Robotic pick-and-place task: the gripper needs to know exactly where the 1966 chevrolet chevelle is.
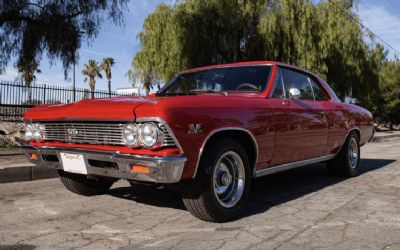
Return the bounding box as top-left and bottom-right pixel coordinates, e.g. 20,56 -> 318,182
22,61 -> 374,222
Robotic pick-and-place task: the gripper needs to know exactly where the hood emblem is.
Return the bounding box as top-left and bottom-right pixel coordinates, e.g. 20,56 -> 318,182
67,128 -> 79,136
188,124 -> 203,135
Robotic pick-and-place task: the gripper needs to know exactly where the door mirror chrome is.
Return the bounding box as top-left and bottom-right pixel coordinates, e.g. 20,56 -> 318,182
289,88 -> 301,100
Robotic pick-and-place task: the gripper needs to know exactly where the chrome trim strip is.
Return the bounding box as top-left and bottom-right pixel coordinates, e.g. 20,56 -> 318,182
178,64 -> 274,75
22,145 -> 174,160
254,154 -> 336,178
192,127 -> 259,178
135,117 -> 184,154
26,118 -> 135,122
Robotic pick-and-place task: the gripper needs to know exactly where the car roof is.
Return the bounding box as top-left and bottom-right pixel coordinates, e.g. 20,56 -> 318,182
179,61 -> 277,74
178,61 -> 316,76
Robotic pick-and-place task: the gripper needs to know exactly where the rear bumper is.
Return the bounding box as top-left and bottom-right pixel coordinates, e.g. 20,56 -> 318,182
21,145 -> 187,183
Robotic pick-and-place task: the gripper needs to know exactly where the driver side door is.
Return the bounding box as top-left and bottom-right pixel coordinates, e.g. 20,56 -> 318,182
269,67 -> 328,166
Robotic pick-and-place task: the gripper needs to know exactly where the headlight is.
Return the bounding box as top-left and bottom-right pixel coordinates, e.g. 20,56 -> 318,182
24,123 -> 34,141
32,123 -> 45,142
139,122 -> 160,148
123,123 -> 139,147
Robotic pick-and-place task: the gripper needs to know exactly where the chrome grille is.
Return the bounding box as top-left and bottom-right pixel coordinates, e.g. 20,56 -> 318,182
42,122 -> 176,147
43,122 -> 125,145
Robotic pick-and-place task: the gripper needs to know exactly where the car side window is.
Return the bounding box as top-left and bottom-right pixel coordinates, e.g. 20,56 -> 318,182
308,78 -> 330,101
271,70 -> 286,98
280,68 -> 314,100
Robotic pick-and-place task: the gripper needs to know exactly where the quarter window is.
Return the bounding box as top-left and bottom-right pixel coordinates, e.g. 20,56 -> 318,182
271,70 -> 285,98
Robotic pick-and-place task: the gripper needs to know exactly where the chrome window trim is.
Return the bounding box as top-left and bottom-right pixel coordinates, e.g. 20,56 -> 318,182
178,63 -> 274,75
192,127 -> 259,179
254,154 -> 336,178
270,68 -> 286,99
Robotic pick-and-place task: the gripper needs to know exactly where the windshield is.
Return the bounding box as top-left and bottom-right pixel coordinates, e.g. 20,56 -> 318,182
158,65 -> 272,95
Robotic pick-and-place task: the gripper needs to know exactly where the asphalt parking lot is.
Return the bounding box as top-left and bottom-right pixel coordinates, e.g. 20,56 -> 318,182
0,136 -> 399,250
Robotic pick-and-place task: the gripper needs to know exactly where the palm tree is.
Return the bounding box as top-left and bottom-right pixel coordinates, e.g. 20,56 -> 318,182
17,60 -> 41,104
82,60 -> 102,98
100,57 -> 115,97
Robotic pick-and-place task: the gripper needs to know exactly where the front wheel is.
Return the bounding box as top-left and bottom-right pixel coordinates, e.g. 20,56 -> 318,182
327,132 -> 360,177
58,170 -> 114,196
181,139 -> 251,222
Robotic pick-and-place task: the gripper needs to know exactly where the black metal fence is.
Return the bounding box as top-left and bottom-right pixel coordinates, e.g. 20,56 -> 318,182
0,81 -> 134,122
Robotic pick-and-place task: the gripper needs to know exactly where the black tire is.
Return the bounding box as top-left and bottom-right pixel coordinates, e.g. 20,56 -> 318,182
327,132 -> 360,177
181,139 -> 251,222
58,170 -> 114,196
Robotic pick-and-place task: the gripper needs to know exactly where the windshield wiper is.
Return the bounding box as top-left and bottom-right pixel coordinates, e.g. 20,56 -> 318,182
189,89 -> 228,96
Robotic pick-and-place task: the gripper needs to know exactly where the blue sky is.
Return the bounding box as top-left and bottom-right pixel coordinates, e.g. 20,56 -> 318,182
1,0 -> 400,90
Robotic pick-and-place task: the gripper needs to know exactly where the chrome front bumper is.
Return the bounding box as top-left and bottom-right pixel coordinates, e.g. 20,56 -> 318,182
22,145 -> 187,183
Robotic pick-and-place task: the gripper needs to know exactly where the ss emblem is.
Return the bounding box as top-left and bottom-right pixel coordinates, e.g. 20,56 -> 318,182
188,123 -> 203,135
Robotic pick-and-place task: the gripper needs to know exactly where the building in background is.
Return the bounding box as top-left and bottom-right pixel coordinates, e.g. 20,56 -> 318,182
116,87 -> 139,96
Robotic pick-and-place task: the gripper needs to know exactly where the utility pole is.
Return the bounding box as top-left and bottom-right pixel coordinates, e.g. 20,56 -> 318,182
72,51 -> 77,102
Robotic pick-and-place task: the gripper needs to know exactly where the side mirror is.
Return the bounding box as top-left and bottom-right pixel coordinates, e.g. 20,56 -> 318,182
289,88 -> 301,100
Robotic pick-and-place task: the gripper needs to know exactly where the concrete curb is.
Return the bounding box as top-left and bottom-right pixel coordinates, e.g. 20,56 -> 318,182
0,165 -> 58,184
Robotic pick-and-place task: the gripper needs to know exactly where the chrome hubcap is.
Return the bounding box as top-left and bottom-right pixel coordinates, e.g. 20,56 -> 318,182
213,151 -> 245,208
348,137 -> 359,168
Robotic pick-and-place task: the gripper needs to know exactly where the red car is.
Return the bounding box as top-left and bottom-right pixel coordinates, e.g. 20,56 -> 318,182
22,61 -> 374,222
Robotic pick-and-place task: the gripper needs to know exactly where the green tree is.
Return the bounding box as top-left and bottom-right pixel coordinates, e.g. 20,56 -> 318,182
129,0 -> 267,85
131,0 -> 380,99
100,57 -> 115,97
0,0 -> 129,76
82,60 -> 102,98
132,0 -> 396,125
377,60 -> 400,127
126,67 -> 154,95
17,59 -> 41,104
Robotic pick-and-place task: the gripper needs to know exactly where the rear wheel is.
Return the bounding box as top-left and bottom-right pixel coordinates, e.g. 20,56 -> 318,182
327,132 -> 360,177
181,139 -> 251,222
58,170 -> 114,196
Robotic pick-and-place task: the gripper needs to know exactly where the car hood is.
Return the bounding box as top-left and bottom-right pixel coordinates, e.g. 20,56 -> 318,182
24,93 -> 263,121
24,96 -> 156,121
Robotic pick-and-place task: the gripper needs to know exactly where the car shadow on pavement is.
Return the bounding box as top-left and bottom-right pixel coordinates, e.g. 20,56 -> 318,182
107,158 -> 396,216
241,158 -> 396,219
107,185 -> 186,210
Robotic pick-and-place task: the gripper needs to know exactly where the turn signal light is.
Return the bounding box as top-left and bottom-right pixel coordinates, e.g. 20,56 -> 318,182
130,164 -> 150,174
29,153 -> 38,160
